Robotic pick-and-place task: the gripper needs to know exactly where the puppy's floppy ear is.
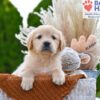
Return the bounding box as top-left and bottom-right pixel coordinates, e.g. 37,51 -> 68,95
27,32 -> 34,50
59,31 -> 66,50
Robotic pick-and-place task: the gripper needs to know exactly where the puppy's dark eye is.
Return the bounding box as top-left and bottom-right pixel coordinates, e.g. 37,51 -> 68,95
37,35 -> 42,39
52,35 -> 56,40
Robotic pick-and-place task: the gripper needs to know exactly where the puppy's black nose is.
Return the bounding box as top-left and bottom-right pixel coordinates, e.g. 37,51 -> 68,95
44,42 -> 50,47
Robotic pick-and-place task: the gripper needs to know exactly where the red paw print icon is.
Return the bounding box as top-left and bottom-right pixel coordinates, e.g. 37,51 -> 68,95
83,0 -> 93,11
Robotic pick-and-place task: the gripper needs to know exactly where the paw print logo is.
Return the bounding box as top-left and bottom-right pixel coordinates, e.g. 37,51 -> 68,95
83,0 -> 93,11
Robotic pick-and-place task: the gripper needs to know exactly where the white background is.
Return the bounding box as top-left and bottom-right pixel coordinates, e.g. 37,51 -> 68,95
10,0 -> 41,27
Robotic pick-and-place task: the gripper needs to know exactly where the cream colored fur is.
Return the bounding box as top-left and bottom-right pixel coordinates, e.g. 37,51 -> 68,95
13,25 -> 66,91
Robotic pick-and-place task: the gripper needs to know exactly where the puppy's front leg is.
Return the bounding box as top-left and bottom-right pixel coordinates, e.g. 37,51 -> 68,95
52,69 -> 65,85
20,70 -> 34,91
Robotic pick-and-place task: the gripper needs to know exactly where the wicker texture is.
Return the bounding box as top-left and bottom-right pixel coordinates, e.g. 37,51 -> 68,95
0,74 -> 85,100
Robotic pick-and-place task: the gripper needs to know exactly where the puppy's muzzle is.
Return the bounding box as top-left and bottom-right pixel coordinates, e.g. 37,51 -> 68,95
42,41 -> 52,52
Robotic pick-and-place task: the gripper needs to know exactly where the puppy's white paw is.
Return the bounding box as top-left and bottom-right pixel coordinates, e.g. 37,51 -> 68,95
21,77 -> 34,91
53,71 -> 65,85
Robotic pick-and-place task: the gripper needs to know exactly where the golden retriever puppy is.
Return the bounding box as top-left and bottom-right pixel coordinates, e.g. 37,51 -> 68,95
13,25 -> 66,91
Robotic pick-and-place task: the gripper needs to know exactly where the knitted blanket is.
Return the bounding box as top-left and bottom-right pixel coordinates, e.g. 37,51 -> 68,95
0,74 -> 85,100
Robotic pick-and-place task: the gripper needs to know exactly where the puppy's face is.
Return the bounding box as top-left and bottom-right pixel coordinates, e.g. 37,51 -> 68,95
27,25 -> 65,55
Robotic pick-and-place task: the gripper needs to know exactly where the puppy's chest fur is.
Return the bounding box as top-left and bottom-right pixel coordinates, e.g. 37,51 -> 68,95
25,53 -> 60,74
35,57 -> 52,73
